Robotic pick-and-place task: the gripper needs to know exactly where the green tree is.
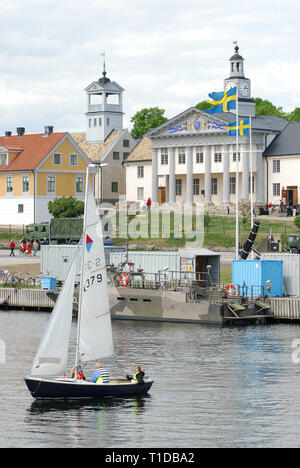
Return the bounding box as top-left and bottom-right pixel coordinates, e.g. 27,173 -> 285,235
294,215 -> 300,230
48,197 -> 84,218
254,98 -> 287,119
130,107 -> 168,139
195,100 -> 214,111
288,107 -> 300,122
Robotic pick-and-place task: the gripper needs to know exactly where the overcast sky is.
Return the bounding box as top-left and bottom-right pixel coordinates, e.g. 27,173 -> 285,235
0,0 -> 299,135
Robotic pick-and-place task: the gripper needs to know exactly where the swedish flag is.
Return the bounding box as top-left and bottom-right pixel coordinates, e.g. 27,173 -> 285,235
228,118 -> 250,136
205,87 -> 237,114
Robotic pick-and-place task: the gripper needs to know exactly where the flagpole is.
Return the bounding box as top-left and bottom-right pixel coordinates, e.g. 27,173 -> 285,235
250,115 -> 254,259
235,92 -> 239,260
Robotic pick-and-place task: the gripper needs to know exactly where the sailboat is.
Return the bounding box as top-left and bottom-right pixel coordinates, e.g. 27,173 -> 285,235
25,165 -> 153,400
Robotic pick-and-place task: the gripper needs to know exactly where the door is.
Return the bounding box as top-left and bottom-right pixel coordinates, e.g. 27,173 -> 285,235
196,256 -> 203,286
158,187 -> 166,204
287,186 -> 298,205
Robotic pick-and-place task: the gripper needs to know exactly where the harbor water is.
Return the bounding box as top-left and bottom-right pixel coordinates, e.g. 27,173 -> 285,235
1,310 -> 300,448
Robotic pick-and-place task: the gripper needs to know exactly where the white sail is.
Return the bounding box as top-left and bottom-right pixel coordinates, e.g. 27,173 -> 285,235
30,250 -> 78,377
78,182 -> 114,362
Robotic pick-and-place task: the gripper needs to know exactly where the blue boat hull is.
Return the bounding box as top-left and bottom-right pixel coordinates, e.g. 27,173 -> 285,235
25,377 -> 154,400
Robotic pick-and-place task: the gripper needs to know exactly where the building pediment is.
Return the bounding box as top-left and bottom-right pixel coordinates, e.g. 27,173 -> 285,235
85,81 -> 124,94
148,108 -> 229,138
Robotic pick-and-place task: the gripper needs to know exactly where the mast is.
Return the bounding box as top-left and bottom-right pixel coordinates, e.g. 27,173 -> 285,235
74,165 -> 91,372
249,116 -> 254,259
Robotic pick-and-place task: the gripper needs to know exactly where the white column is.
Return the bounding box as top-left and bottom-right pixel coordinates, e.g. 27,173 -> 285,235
256,144 -> 264,203
204,145 -> 212,204
222,144 -> 230,204
186,146 -> 193,204
169,147 -> 176,204
152,148 -> 158,204
242,144 -> 249,200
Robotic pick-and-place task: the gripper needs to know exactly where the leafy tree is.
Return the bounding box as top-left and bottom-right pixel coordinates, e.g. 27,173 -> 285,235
48,197 -> 84,218
195,100 -> 214,111
130,107 -> 168,139
288,107 -> 300,122
294,215 -> 300,230
254,98 -> 287,119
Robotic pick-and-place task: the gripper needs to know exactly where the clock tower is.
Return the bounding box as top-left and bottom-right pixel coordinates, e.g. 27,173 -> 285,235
224,44 -> 256,117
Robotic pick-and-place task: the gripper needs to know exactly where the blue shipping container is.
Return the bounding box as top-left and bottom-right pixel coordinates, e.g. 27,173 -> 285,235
232,260 -> 283,298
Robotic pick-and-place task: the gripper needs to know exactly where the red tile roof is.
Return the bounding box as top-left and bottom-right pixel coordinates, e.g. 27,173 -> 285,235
0,132 -> 67,172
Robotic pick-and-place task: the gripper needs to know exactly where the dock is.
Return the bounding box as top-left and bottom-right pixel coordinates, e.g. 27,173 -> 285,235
270,297 -> 300,321
0,288 -> 53,310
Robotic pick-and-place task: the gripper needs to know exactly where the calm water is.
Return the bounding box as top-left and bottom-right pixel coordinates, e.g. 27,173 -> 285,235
1,310 -> 300,448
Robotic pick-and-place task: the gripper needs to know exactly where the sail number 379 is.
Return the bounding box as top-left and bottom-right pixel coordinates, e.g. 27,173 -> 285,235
83,274 -> 102,292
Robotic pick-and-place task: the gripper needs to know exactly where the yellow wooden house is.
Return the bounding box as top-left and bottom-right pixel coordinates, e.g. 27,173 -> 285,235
0,127 -> 92,225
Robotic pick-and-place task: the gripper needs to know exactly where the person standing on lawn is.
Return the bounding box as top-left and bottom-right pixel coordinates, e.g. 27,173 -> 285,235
9,240 -> 15,257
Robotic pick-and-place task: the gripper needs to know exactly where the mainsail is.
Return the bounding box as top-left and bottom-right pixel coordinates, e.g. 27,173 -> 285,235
77,181 -> 114,363
30,249 -> 78,377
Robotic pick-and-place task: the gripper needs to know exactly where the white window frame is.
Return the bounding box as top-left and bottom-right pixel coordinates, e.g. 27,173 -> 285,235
196,148 -> 204,164
137,166 -> 144,179
47,175 -> 56,194
70,154 -> 78,166
75,175 -> 84,194
193,178 -> 200,196
53,153 -> 61,165
137,187 -> 144,200
178,148 -> 186,165
230,177 -> 236,195
176,179 -> 182,196
211,178 -> 218,195
214,153 -> 222,163
22,175 -> 29,193
161,148 -> 168,165
0,152 -> 8,165
273,183 -> 280,197
6,175 -> 13,194
273,159 -> 280,173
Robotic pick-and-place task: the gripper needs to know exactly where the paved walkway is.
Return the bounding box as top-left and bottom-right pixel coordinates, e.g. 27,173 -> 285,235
0,249 -> 40,267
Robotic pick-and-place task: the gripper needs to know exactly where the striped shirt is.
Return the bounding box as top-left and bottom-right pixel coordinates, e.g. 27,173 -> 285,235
91,367 -> 110,384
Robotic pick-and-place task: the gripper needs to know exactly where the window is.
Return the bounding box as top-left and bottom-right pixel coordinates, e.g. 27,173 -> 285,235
249,176 -> 255,194
89,119 -> 92,128
123,139 -> 130,148
233,152 -> 241,162
6,176 -> 13,193
176,179 -> 182,196
137,166 -> 144,178
111,182 -> 118,193
273,160 -> 280,173
193,179 -> 200,196
70,154 -> 78,166
48,176 -> 56,193
123,152 -> 129,160
214,153 -> 222,163
161,148 -> 168,165
99,118 -> 102,127
22,175 -> 29,192
18,204 -> 24,214
76,176 -> 84,193
113,152 -> 120,160
53,153 -> 61,165
230,177 -> 236,195
196,148 -> 204,164
94,118 -> 97,127
178,148 -> 186,164
273,183 -> 280,197
107,118 -> 110,126
137,187 -> 144,200
211,178 -> 218,195
0,153 -> 8,165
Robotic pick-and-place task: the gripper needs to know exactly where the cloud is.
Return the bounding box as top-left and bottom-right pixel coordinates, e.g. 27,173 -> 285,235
0,0 -> 299,135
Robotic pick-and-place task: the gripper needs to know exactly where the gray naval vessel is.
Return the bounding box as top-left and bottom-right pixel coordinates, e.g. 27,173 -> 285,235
47,222 -> 273,326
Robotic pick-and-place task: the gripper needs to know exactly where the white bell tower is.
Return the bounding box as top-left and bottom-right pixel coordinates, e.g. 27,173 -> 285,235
85,56 -> 124,143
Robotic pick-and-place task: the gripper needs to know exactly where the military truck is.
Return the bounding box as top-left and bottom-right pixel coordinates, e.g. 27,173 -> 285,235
286,234 -> 300,254
26,218 -> 83,245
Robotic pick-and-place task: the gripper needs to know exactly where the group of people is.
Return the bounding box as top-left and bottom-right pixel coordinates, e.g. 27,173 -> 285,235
19,237 -> 40,256
71,362 -> 145,385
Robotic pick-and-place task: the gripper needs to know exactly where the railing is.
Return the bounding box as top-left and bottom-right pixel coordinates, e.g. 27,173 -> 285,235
89,104 -> 121,113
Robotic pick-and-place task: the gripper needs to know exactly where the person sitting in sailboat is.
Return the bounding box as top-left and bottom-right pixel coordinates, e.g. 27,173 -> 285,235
71,365 -> 86,380
124,365 -> 145,384
90,363 -> 110,384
